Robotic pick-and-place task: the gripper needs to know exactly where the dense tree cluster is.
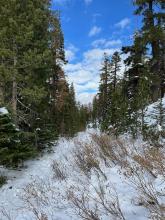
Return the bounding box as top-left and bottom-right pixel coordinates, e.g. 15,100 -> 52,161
0,0 -> 88,167
92,0 -> 165,138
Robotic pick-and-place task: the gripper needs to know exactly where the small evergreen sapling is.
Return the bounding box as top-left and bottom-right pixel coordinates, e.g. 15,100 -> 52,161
0,108 -> 36,167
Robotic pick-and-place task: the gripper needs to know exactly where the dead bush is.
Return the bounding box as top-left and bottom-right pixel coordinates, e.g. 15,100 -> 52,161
67,187 -> 100,220
91,133 -> 128,168
0,207 -> 13,220
91,180 -> 126,220
52,160 -> 66,180
133,146 -> 165,179
127,163 -> 165,220
67,178 -> 126,220
19,178 -> 62,220
74,140 -> 100,176
145,147 -> 165,178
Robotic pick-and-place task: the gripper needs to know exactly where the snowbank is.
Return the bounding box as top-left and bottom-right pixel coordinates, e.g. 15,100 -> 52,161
144,96 -> 165,127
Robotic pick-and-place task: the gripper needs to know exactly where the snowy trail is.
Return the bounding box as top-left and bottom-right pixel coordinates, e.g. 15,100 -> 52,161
0,131 -> 93,220
0,129 -> 156,220
0,134 -> 75,219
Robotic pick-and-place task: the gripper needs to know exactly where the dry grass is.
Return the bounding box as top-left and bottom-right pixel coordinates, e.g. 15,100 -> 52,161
67,178 -> 126,220
18,177 -> 63,220
133,147 -> 165,179
0,207 -> 13,220
91,133 -> 129,169
67,187 -> 100,220
52,160 -> 67,180
90,133 -> 165,220
73,140 -> 100,177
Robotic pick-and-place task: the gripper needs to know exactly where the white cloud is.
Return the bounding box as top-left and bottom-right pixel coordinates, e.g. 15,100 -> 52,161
84,0 -> 93,5
92,39 -> 122,48
65,44 -> 78,62
65,50 -> 75,62
83,48 -> 117,62
88,26 -> 102,37
115,18 -> 130,29
77,92 -> 96,105
65,47 -> 120,104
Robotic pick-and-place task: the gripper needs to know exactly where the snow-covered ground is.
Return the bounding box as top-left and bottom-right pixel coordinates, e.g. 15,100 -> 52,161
0,98 -> 164,220
0,131 -> 140,219
145,96 -> 165,127
0,129 -> 164,220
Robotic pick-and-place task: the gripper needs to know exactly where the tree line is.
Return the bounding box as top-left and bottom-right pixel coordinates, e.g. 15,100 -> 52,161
0,0 -> 89,167
92,0 -> 165,140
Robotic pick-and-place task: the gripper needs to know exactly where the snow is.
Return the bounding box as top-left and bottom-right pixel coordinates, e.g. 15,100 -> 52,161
36,128 -> 41,131
144,96 -> 165,127
0,129 -> 159,220
0,107 -> 8,115
0,98 -> 164,219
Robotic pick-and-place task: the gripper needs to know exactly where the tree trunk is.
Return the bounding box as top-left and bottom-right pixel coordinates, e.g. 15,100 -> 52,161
160,34 -> 165,98
12,56 -> 17,124
148,1 -> 160,60
0,81 -> 4,106
114,62 -> 117,91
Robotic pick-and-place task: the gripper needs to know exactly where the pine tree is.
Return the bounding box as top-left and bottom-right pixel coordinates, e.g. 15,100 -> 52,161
110,51 -> 121,91
133,0 -> 165,99
68,83 -> 79,135
0,0 -> 90,167
78,104 -> 89,130
106,52 -> 122,132
122,32 -> 147,100
98,53 -> 111,129
92,95 -> 99,127
0,108 -> 36,167
0,0 -> 51,125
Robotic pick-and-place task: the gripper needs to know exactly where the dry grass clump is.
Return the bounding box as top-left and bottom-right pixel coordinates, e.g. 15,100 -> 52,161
67,178 -> 126,220
130,169 -> 165,220
73,140 -> 100,176
19,178 -> 62,220
122,143 -> 165,220
67,187 -> 100,220
52,160 -> 67,180
69,135 -> 127,220
91,133 -> 129,169
132,146 -> 165,179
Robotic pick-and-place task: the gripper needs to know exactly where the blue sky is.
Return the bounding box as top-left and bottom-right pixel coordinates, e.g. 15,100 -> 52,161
52,0 -> 140,104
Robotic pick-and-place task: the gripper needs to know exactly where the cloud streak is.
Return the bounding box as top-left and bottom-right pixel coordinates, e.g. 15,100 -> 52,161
92,39 -> 122,48
115,18 -> 130,29
88,26 -> 102,37
84,0 -> 93,5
